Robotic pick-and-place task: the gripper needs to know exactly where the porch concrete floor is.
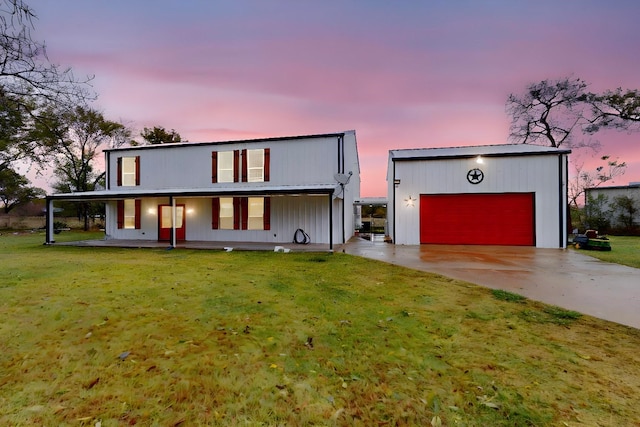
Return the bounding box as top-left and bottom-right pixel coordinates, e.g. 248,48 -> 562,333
53,238 -> 340,252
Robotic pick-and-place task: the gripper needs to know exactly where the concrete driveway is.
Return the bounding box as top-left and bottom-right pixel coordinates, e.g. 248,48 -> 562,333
344,238 -> 640,330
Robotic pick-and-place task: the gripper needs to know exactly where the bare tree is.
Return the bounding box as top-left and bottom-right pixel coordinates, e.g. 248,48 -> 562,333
584,88 -> 640,133
1,0 -> 93,174
568,156 -> 626,208
1,0 -> 92,104
506,77 -> 590,149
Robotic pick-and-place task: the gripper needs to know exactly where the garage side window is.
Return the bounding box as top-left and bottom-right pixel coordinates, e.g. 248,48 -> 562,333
117,156 -> 140,186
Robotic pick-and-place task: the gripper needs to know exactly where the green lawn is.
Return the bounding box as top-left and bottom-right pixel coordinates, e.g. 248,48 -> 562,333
1,232 -> 640,426
573,235 -> 640,268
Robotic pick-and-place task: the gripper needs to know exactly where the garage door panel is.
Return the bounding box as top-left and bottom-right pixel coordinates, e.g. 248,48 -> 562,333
420,193 -> 534,245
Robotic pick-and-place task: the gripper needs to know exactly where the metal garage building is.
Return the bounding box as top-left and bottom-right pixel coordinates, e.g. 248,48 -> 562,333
387,144 -> 570,248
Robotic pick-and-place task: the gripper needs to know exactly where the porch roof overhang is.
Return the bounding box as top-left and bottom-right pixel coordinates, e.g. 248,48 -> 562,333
47,184 -> 337,202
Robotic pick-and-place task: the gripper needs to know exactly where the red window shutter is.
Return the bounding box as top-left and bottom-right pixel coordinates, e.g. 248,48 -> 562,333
241,197 -> 248,230
211,198 -> 220,229
264,148 -> 270,182
233,197 -> 241,230
233,150 -> 240,182
135,156 -> 140,186
241,149 -> 248,182
263,197 -> 271,230
211,151 -> 218,183
117,157 -> 122,186
117,200 -> 124,228
134,199 -> 141,229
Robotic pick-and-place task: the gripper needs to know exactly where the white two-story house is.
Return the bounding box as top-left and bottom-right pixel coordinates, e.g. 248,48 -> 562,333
45,131 -> 360,250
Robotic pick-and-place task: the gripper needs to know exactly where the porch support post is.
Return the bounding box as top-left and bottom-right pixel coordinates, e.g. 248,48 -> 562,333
45,197 -> 55,244
328,193 -> 333,252
170,196 -> 176,248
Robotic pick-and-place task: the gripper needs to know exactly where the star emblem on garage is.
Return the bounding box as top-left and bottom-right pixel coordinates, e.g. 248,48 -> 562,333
467,168 -> 484,184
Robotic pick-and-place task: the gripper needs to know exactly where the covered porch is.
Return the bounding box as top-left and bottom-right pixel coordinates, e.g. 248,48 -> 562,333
45,184 -> 343,251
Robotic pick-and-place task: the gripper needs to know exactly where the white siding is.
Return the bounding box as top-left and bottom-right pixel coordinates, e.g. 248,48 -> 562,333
108,135 -> 348,192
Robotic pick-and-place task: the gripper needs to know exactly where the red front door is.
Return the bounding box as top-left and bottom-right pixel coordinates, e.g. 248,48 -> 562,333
158,204 -> 186,241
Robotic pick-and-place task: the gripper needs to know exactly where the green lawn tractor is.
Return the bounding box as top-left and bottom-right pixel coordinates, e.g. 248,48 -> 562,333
573,230 -> 612,251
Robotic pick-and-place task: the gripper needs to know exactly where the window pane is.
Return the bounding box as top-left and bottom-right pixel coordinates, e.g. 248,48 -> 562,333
124,199 -> 136,229
175,207 -> 184,228
161,206 -> 172,228
247,149 -> 264,182
248,197 -> 263,230
218,151 -> 234,183
219,197 -> 233,230
122,157 -> 137,186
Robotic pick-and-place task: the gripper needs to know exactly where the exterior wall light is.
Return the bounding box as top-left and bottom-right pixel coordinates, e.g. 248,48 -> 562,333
186,208 -> 195,215
405,195 -> 416,207
147,208 -> 157,215
476,155 -> 484,164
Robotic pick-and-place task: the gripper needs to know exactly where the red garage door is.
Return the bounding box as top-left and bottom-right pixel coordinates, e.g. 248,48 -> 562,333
420,193 -> 535,245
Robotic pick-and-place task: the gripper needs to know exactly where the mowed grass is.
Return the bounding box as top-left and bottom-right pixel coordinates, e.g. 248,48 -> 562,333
573,235 -> 640,269
1,233 -> 640,426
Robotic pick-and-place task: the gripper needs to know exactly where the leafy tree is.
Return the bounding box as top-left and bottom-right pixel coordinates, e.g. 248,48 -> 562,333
583,193 -> 610,232
36,105 -> 130,229
610,195 -> 638,231
140,126 -> 182,144
0,166 -> 44,213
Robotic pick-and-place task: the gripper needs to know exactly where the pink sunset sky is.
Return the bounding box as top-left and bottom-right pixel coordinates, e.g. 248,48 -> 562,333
28,0 -> 640,196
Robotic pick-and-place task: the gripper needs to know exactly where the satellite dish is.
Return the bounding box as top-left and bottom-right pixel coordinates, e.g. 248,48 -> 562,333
334,173 -> 350,184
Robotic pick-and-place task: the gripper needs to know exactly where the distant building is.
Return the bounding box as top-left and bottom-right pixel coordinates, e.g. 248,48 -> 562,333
585,183 -> 640,229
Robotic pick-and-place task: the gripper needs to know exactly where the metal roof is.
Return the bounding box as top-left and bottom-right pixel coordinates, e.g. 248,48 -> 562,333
48,184 -> 337,201
390,144 -> 571,161
104,131 -> 354,153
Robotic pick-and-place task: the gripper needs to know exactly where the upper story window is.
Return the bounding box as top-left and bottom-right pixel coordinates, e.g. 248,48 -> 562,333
213,148 -> 270,184
212,150 -> 239,183
242,148 -> 270,182
247,149 -> 264,182
117,156 -> 140,186
218,152 -> 234,183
